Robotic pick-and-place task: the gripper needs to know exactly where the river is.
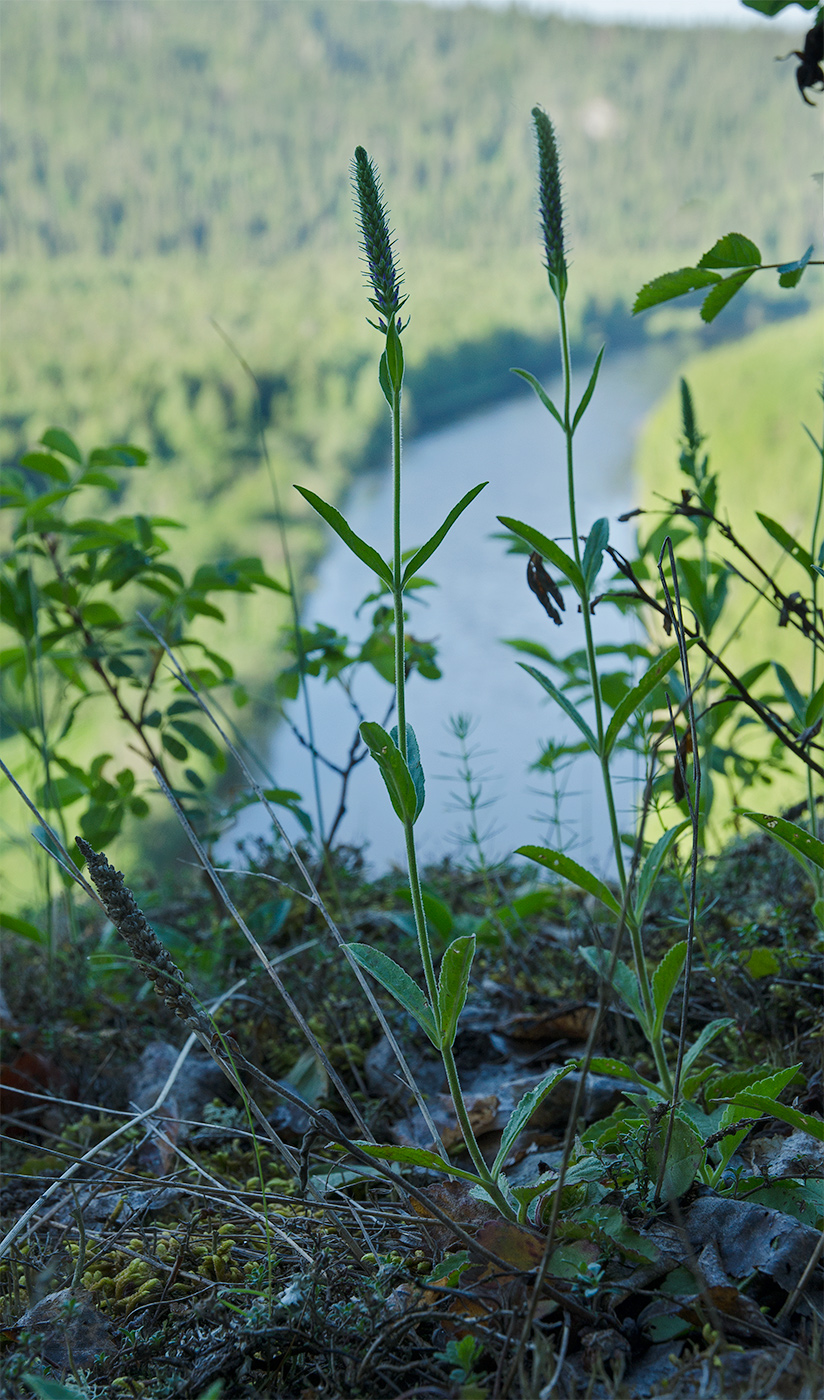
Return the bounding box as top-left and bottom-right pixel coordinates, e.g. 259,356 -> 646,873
232,340 -> 687,876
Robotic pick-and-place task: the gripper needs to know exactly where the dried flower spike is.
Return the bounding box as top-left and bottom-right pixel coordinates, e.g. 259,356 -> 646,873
76,837 -> 211,1037
352,145 -> 407,331
532,107 -> 567,301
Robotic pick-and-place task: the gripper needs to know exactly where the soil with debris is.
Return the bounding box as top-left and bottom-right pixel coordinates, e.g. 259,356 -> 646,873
1,832 -> 822,1399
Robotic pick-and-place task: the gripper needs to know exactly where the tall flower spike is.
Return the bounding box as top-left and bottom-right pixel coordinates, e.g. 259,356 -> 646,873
532,107 -> 567,301
352,146 -> 407,331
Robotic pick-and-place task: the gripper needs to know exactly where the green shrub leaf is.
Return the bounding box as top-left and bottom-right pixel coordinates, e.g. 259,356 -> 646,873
632,267 -> 721,315
700,269 -> 755,323
778,244 -> 813,288
40,428 -> 83,463
697,232 -> 762,269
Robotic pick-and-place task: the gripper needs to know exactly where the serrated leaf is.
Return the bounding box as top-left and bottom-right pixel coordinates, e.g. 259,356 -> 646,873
295,487 -> 392,587
778,244 -> 814,289
697,233 -> 762,269
632,267 -> 721,315
518,664 -> 598,753
572,345 -> 605,431
579,944 -> 644,1022
347,943 -> 438,1045
351,1140 -> 481,1180
492,1064 -> 574,1177
652,941 -> 687,1036
402,482 -> 486,585
518,845 -> 621,916
360,720 -> 418,825
437,934 -> 475,1049
604,643 -> 685,758
742,811 -> 824,874
756,513 -> 813,574
700,269 -> 755,323
634,822 -> 690,925
511,367 -> 563,428
582,516 -> 609,591
497,516 -> 584,595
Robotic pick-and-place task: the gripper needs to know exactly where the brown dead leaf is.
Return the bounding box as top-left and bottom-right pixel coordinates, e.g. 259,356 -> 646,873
475,1219 -> 545,1272
679,1285 -> 783,1343
440,1092 -> 499,1150
498,1004 -> 595,1043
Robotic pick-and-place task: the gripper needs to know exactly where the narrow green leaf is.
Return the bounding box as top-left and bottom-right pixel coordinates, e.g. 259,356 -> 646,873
378,351 -> 393,406
1,912 -> 47,944
742,811 -> 824,875
511,367 -> 563,428
700,269 -> 755,323
295,487 -> 392,587
40,428 -> 83,463
773,663 -> 807,724
350,1141 -> 481,1181
777,244 -> 814,288
170,718 -> 221,759
681,1017 -> 736,1074
20,452 -> 71,483
437,934 -> 476,1049
579,944 -> 644,1022
697,233 -> 762,269
634,822 -> 690,925
572,345 -> 605,432
492,1064 -> 574,1177
389,722 -> 425,820
347,943 -> 439,1045
756,512 -> 814,574
497,516 -> 584,596
360,721 -> 418,825
604,644 -> 685,757
727,1095 -> 824,1143
517,664 -> 599,753
402,482 -> 487,585
518,845 -> 621,916
652,941 -> 687,1036
582,516 -> 609,592
805,678 -> 824,729
632,267 -> 721,315
587,1056 -> 663,1098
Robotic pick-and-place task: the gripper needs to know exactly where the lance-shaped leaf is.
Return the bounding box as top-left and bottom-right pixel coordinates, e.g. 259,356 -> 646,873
652,941 -> 687,1037
697,232 -> 762,269
742,811 -> 824,874
572,345 -> 605,431
700,269 -> 755,323
347,943 -> 439,1045
518,845 -> 621,916
756,513 -> 814,575
511,367 -> 563,428
402,482 -> 487,586
360,720 -> 418,825
680,1017 -> 736,1074
492,1064 -> 574,1177
604,643 -> 686,758
778,244 -> 814,289
389,722 -> 425,819
587,1056 -> 663,1098
582,516 -> 609,592
437,934 -> 475,1049
773,663 -> 807,724
498,516 -> 584,596
295,486 -> 392,587
579,944 -> 645,1023
350,1141 -> 482,1181
633,267 -> 721,316
725,1096 -> 824,1143
634,821 -> 689,925
517,664 -> 598,754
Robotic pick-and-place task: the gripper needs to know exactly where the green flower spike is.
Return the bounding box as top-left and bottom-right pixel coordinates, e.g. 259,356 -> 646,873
532,106 -> 567,302
352,146 -> 408,333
